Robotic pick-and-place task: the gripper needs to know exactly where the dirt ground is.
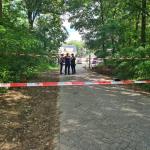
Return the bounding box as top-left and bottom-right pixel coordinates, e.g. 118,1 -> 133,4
0,71 -> 59,150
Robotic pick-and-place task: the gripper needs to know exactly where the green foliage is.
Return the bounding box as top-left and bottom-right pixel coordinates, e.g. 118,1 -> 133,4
134,61 -> 150,80
95,50 -> 109,58
0,25 -> 6,34
113,46 -> 150,80
0,0 -> 67,84
65,40 -> 85,56
66,40 -> 84,50
67,0 -> 150,91
36,15 -> 68,51
0,67 -> 10,82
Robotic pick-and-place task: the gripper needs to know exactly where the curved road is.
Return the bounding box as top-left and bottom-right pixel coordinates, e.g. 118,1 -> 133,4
56,64 -> 150,150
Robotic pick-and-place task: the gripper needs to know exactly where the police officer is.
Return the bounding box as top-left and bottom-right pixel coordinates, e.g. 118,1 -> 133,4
65,53 -> 71,75
71,53 -> 76,74
59,54 -> 64,74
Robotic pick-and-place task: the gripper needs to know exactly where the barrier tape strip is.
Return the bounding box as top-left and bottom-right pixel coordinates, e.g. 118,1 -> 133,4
0,53 -> 57,58
0,80 -> 150,88
0,52 -> 150,60
104,57 -> 150,60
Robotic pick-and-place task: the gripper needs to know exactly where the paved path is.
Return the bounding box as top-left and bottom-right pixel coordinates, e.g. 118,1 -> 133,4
57,65 -> 150,150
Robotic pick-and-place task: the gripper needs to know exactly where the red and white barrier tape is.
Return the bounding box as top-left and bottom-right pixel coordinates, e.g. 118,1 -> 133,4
0,80 -> 150,88
104,57 -> 150,60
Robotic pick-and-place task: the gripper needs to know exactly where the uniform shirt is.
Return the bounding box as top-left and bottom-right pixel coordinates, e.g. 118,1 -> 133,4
59,56 -> 64,64
71,57 -> 76,65
65,56 -> 71,65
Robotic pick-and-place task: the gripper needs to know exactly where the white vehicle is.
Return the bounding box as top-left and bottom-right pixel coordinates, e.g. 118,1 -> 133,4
76,57 -> 82,64
76,57 -> 86,64
85,57 -> 103,68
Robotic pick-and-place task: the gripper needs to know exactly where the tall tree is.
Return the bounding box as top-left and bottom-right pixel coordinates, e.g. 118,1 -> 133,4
24,0 -> 42,29
0,0 -> 68,83
24,0 -> 64,30
0,0 -> 2,18
141,0 -> 147,47
36,15 -> 67,51
98,0 -> 105,52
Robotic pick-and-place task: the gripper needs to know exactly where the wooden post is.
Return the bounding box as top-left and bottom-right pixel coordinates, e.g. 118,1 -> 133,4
89,53 -> 91,69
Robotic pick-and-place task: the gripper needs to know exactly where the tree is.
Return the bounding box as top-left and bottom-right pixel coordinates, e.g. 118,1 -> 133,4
66,40 -> 85,56
0,0 -> 2,18
66,40 -> 84,50
66,0 -> 150,82
24,0 -> 41,29
0,0 -> 68,82
141,0 -> 147,47
36,15 -> 68,51
67,0 -> 150,54
23,0 -> 65,30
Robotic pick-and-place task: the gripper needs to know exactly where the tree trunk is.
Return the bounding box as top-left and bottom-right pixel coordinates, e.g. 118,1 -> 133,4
99,0 -> 105,53
128,18 -> 132,46
135,11 -> 140,45
28,11 -> 34,30
141,0 -> 146,47
111,35 -> 115,54
89,53 -> 91,69
44,40 -> 47,50
0,0 -> 2,18
136,12 -> 140,32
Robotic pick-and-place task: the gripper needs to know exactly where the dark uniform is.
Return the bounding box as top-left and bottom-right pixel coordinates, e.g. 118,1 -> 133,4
71,55 -> 76,74
59,55 -> 64,74
65,54 -> 71,75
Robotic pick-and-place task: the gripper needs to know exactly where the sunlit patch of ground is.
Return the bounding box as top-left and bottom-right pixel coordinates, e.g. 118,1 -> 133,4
0,91 -> 31,102
0,71 -> 59,150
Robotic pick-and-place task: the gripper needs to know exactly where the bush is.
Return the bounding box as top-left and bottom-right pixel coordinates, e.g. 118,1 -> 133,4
100,46 -> 150,91
93,64 -> 114,76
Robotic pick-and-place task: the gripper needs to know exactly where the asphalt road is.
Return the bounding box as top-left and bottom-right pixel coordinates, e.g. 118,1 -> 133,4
56,64 -> 150,150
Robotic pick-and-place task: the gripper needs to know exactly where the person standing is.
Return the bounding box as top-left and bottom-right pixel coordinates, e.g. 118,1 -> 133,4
59,54 -> 64,74
71,53 -> 76,74
65,53 -> 71,75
